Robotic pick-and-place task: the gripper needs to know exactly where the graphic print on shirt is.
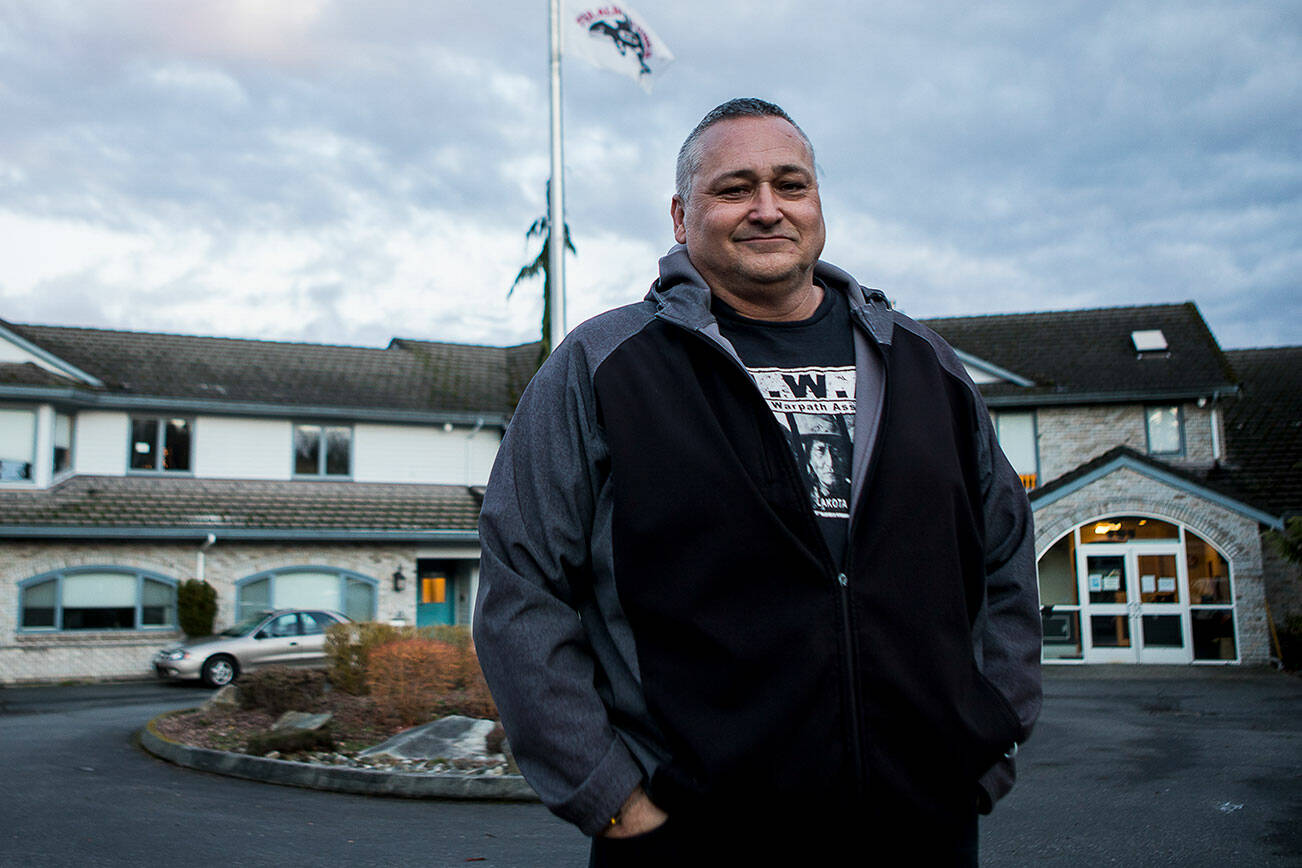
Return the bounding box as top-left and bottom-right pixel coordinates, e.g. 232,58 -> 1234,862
747,365 -> 856,519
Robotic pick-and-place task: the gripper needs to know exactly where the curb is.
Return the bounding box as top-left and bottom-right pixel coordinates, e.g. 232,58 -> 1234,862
139,710 -> 539,802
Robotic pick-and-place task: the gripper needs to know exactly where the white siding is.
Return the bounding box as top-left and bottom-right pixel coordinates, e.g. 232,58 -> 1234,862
32,405 -> 53,487
194,417 -> 293,479
352,423 -> 502,484
963,363 -> 1002,384
74,411 -> 127,475
467,431 -> 500,484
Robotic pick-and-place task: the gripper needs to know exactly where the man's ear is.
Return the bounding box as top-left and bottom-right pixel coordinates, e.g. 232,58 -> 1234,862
671,196 -> 687,245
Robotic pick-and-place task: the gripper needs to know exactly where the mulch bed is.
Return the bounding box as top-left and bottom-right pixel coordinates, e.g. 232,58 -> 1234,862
153,691 -> 410,756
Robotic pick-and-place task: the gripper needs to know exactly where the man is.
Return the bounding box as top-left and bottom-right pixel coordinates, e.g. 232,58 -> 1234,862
474,98 -> 1041,865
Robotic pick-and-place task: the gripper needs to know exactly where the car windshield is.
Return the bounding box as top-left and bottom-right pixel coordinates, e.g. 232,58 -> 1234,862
219,612 -> 272,637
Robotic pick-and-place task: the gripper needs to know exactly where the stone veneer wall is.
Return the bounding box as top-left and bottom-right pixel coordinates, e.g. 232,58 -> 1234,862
1032,466 -> 1270,664
1035,402 -> 1220,485
0,540 -> 439,684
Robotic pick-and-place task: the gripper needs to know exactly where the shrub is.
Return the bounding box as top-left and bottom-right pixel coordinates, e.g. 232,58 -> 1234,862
1278,614 -> 1302,671
365,638 -> 459,726
329,622 -> 498,721
176,579 -> 218,638
238,666 -> 328,716
325,621 -> 406,694
447,641 -> 498,720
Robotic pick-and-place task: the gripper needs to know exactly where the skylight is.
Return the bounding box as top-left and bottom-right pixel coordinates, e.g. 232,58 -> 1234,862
1131,329 -> 1168,352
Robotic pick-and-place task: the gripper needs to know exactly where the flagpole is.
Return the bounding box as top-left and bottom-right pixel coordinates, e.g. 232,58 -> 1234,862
547,0 -> 566,355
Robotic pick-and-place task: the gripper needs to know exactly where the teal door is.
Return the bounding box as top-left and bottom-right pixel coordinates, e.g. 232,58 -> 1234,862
416,568 -> 455,627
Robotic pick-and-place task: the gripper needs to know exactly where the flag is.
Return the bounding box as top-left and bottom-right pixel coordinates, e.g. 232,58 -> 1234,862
563,2 -> 674,93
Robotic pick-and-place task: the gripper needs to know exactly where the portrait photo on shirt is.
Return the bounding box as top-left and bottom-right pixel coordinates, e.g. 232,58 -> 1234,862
745,364 -> 856,520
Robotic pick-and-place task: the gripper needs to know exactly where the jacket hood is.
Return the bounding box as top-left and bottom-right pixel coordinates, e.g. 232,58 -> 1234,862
647,244 -> 895,344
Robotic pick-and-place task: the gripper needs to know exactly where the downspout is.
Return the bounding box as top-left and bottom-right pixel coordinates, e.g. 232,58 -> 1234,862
196,532 -> 217,582
464,417 -> 486,485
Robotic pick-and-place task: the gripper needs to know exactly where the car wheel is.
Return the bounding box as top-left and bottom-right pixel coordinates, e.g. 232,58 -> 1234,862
201,655 -> 238,688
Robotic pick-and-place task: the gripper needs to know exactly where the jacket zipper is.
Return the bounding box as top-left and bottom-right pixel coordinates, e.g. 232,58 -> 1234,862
670,313 -> 882,794
841,305 -> 891,793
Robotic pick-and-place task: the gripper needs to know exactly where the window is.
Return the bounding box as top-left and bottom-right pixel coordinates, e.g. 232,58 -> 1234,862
0,407 -> 36,481
302,611 -> 344,635
293,424 -> 351,477
53,412 -> 74,475
991,410 -> 1038,488
1186,530 -> 1237,661
129,417 -> 192,471
237,568 -> 376,622
1145,406 -> 1183,455
19,567 -> 177,631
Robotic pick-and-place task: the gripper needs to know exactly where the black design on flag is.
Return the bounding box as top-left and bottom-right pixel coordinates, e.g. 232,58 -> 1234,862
747,365 -> 855,519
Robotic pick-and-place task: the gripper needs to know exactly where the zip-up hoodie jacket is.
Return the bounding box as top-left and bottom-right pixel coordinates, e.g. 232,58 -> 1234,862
474,246 -> 1042,837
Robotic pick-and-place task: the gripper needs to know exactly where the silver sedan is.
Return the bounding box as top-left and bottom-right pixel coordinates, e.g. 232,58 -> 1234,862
153,609 -> 350,688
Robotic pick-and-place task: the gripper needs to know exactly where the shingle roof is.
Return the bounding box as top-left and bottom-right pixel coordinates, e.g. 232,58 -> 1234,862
1213,347 -> 1302,517
923,302 -> 1237,404
0,475 -> 481,535
0,362 -> 82,388
5,322 -> 542,418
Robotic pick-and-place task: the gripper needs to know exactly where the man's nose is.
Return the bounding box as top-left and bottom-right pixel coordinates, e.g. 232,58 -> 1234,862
749,184 -> 782,223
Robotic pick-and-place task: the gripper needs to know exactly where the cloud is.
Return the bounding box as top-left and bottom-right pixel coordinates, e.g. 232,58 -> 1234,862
0,0 -> 1296,350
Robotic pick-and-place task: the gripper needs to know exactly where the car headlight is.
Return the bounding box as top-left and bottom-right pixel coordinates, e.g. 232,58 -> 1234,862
159,649 -> 190,661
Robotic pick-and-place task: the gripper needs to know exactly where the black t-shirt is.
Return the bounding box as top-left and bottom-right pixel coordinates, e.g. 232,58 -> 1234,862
713,285 -> 856,563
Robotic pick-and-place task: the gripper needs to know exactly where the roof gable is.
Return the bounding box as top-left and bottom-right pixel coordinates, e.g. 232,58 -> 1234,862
1029,445 -> 1280,527
0,320 -> 103,387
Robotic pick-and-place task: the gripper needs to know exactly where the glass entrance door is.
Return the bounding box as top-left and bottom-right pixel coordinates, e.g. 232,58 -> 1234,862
1078,543 -> 1192,663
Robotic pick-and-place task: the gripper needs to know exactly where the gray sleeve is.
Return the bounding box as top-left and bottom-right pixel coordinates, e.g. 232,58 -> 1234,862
971,399 -> 1043,812
473,339 -> 644,837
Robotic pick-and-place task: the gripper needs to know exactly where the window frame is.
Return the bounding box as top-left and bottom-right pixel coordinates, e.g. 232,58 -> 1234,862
235,566 -> 376,622
291,423 -> 353,478
991,409 -> 1039,488
52,411 -> 75,477
1144,405 -> 1185,457
18,566 -> 179,633
0,405 -> 39,484
127,415 -> 194,474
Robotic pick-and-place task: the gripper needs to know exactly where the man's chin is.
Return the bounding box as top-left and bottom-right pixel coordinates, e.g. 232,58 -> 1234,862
736,259 -> 810,287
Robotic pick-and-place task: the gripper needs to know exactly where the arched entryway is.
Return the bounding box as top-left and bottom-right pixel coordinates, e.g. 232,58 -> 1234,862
1038,515 -> 1238,663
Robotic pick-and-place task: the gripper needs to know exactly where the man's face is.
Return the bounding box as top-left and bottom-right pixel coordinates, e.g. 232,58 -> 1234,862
671,116 -> 825,306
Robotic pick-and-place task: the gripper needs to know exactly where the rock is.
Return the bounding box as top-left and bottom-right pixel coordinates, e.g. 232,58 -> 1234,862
359,715 -> 498,761
202,684 -> 240,711
272,711 -> 332,732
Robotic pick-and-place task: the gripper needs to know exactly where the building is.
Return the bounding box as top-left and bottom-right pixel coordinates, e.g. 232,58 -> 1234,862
0,317 -> 539,683
927,303 -> 1292,666
1,302 -> 1295,683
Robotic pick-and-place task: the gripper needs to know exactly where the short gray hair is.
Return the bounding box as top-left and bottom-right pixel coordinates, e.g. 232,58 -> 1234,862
674,98 -> 814,201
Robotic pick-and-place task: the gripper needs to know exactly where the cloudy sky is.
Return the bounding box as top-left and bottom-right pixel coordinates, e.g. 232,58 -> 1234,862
1,0 -> 1298,351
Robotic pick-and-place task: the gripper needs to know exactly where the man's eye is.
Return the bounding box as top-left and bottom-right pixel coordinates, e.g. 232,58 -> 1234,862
718,186 -> 749,199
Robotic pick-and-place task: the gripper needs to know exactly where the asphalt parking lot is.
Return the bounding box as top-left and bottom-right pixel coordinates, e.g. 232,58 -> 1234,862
981,665 -> 1302,866
1,666 -> 1299,866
